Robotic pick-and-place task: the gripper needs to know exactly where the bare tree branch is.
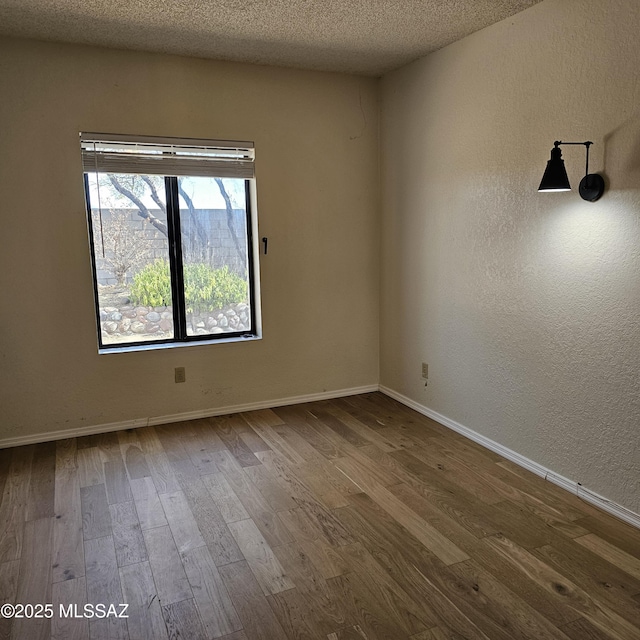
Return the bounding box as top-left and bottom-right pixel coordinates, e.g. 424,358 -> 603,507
141,175 -> 167,215
215,177 -> 246,271
178,178 -> 209,262
107,174 -> 168,237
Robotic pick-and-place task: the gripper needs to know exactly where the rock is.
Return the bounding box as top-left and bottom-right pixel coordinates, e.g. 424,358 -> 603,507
161,311 -> 172,320
159,319 -> 173,331
210,327 -> 224,334
218,316 -> 228,328
135,307 -> 149,316
130,321 -> 146,334
103,307 -> 118,314
146,311 -> 161,323
205,317 -> 218,329
118,318 -> 131,332
146,323 -> 160,333
109,312 -> 123,321
103,321 -> 118,334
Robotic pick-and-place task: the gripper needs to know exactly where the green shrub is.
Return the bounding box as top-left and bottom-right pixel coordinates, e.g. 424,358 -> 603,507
130,259 -> 172,307
130,260 -> 247,313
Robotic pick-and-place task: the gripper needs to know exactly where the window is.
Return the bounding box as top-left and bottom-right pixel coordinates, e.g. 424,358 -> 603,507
81,133 -> 260,351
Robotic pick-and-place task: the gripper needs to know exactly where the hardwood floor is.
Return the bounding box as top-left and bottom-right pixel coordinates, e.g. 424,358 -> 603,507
0,392 -> 639,639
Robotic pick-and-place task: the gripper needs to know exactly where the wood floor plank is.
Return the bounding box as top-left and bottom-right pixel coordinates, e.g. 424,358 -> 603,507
121,440 -> 152,481
533,542 -> 640,628
218,560 -> 288,640
159,490 -> 206,554
180,431 -> 220,476
213,449 -> 294,548
267,422 -> 326,463
119,561 -> 169,640
276,405 -> 346,460
173,473 -> 244,566
267,588 -> 327,640
336,495 -> 498,639
328,571 -> 414,640
182,545 -> 243,638
77,447 -> 105,488
497,460 -> 602,521
146,451 -> 181,495
446,559 -> 574,640
189,418 -> 228,453
129,476 -> 168,531
52,463 -> 85,583
25,442 -> 56,521
84,535 -> 129,640
81,484 -> 112,541
574,533 -> 640,581
335,458 -> 468,565
0,446 -> 33,563
211,415 -> 261,467
104,459 -> 133,505
484,533 -> 640,640
240,411 -> 306,466
227,518 -> 295,595
273,541 -> 346,634
386,481 -> 485,551
311,405 -> 372,448
323,402 -> 401,453
297,536 -> 351,580
110,501 -> 147,567
575,514 -> 640,557
161,598 -> 207,640
52,577 -> 89,640
560,617 -> 618,640
0,560 -> 18,640
256,450 -> 354,547
134,426 -> 164,455
242,463 -> 298,512
338,541 -> 436,635
142,525 -> 193,605
0,449 -> 12,509
201,472 -> 250,523
225,416 -> 272,454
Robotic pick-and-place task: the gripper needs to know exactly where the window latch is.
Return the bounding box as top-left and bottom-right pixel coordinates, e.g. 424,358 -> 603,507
262,237 -> 268,254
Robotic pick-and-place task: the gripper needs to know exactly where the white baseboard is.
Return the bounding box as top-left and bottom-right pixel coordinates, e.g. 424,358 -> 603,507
0,384 -> 378,450
379,385 -> 640,530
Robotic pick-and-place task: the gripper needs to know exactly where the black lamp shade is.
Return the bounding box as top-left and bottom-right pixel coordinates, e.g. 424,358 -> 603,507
538,146 -> 571,192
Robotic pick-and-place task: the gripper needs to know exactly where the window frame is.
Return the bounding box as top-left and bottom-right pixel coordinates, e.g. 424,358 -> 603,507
81,133 -> 261,353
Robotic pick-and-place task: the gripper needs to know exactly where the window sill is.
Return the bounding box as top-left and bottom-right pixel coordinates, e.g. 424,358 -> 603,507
98,333 -> 261,354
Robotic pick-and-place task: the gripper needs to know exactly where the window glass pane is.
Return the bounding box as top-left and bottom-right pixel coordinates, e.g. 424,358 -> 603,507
86,172 -> 174,345
177,177 -> 252,337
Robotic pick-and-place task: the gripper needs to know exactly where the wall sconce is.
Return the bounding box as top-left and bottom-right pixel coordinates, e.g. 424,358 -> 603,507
538,141 -> 605,202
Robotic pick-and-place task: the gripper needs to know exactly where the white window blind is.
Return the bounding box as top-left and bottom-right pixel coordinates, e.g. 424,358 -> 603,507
80,133 -> 255,179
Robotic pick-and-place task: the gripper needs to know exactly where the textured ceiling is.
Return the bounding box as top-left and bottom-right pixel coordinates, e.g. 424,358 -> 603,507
0,0 -> 543,76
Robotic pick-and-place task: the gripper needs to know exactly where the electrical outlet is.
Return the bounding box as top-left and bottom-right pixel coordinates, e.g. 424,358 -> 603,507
175,367 -> 186,383
422,362 -> 429,379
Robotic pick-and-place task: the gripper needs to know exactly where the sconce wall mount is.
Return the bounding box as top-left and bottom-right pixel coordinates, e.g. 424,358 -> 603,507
538,140 -> 605,202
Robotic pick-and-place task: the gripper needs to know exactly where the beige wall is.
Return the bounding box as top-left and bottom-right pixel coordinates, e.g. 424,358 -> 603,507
0,37 -> 379,440
380,0 -> 640,514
